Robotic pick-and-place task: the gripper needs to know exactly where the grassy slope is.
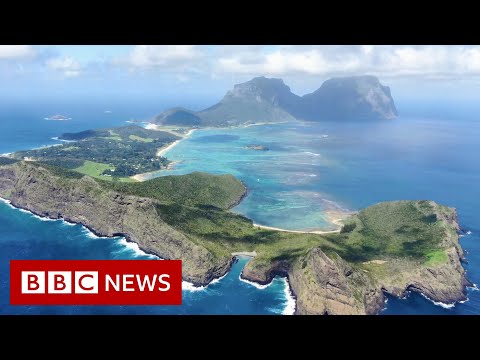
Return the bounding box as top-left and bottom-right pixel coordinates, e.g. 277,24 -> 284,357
334,200 -> 451,263
101,171 -> 246,209
70,160 -> 135,183
74,160 -> 113,177
128,135 -> 154,142
3,161 -> 457,275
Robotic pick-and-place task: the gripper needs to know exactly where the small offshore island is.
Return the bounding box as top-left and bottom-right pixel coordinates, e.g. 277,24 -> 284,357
0,75 -> 472,314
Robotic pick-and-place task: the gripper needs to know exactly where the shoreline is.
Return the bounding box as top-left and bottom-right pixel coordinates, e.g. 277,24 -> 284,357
253,223 -> 341,234
131,128 -> 197,182
231,251 -> 257,257
156,127 -> 197,157
0,196 -> 231,293
0,195 -> 297,310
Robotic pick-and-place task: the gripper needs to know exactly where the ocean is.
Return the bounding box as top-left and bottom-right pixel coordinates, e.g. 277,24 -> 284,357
0,98 -> 479,314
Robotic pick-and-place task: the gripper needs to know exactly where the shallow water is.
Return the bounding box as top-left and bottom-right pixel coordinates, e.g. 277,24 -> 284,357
154,116 -> 480,314
1,100 -> 479,314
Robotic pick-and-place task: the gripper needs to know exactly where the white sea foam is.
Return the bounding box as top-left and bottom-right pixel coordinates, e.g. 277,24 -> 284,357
282,278 -> 296,315
81,227 -> 107,239
32,214 -> 56,222
239,275 -> 272,289
420,293 -> 455,309
303,151 -> 321,157
469,283 -> 479,291
182,281 -> 206,292
117,238 -> 158,259
467,231 -> 472,235
18,209 -> 56,222
0,197 -> 12,205
51,137 -> 76,143
209,272 -> 228,285
182,271 -> 228,292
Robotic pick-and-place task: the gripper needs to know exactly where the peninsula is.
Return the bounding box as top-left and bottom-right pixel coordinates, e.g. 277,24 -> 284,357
0,75 -> 470,314
0,158 -> 471,314
11,125 -> 180,181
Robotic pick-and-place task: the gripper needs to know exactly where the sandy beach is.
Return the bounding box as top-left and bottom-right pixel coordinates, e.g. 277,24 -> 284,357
156,139 -> 181,157
253,223 -> 341,235
231,251 -> 258,257
156,128 -> 196,157
131,128 -> 197,182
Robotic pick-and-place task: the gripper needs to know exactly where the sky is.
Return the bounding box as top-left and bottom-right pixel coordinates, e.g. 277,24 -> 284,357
2,45 -> 480,109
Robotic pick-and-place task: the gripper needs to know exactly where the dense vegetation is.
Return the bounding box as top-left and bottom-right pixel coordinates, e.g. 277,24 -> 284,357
154,108 -> 202,126
155,201 -> 338,263
60,129 -> 98,140
151,197 -> 454,268
0,157 -> 18,166
333,200 -> 450,263
100,171 -> 246,210
7,159 -> 454,271
12,125 -> 179,178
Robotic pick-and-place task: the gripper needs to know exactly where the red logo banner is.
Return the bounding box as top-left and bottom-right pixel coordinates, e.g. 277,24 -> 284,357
10,260 -> 182,305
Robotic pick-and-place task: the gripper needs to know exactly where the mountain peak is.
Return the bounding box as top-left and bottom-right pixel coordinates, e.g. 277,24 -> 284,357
303,75 -> 398,120
227,76 -> 292,101
153,75 -> 398,127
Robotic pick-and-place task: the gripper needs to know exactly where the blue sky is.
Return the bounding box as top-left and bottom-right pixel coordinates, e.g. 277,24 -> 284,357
2,45 -> 480,109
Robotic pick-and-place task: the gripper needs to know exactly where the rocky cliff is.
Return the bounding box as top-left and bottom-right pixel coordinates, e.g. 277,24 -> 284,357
0,161 -> 470,314
153,75 -> 398,127
300,76 -> 398,121
242,201 -> 470,315
0,162 -> 234,286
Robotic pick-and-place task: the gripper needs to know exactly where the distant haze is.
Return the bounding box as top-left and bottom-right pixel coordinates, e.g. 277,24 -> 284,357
2,45 -> 480,105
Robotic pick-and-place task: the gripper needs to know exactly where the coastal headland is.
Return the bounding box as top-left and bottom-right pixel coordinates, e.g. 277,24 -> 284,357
0,75 -> 471,314
0,157 -> 471,314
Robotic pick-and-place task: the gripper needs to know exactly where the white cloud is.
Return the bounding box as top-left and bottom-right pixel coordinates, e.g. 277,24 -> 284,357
46,56 -> 81,77
213,45 -> 480,80
0,45 -> 34,59
127,45 -> 201,69
177,74 -> 189,82
25,45 -> 480,85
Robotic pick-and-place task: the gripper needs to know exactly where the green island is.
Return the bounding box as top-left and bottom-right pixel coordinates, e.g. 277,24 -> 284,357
11,125 -> 179,180
0,154 -> 470,314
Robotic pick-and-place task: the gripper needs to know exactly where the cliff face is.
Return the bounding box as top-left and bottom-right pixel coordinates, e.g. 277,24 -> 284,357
153,75 -> 398,127
242,201 -> 470,315
0,162 -> 470,314
300,76 -> 398,121
0,162 -> 233,286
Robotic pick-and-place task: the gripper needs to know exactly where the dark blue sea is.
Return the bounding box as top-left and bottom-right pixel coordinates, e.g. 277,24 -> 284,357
0,97 -> 478,314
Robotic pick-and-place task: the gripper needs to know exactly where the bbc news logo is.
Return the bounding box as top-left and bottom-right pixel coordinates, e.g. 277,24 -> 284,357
10,260 -> 182,305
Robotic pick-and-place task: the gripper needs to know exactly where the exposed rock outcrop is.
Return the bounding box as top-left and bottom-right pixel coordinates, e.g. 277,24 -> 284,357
153,75 -> 398,127
0,162 -> 233,286
0,162 -> 469,314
